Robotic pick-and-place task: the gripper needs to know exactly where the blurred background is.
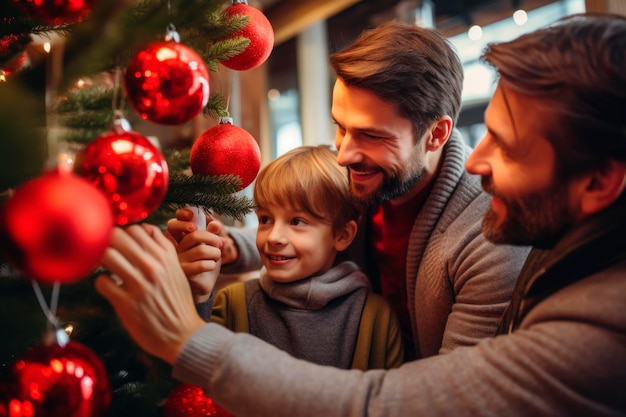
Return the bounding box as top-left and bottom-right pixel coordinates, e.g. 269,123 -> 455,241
238,0 -> 618,159
212,0 -> 622,225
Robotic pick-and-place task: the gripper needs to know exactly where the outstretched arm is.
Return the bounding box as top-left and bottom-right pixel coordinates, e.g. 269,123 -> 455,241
96,224 -> 206,364
95,224 -> 622,417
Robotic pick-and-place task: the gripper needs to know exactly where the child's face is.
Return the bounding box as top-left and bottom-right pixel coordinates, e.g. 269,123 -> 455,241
255,203 -> 340,282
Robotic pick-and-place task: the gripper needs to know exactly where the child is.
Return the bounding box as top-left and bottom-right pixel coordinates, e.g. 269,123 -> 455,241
180,145 -> 403,370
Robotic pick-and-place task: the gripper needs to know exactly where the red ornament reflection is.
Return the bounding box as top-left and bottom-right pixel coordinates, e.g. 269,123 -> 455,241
124,41 -> 210,125
164,384 -> 233,417
74,130 -> 169,225
9,341 -> 111,417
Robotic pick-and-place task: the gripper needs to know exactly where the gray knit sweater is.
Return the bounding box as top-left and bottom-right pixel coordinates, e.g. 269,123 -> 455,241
221,131 -> 530,358
172,139 -> 626,416
214,261 -> 370,368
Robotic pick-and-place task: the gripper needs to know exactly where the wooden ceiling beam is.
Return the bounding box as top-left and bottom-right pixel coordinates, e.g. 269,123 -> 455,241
265,0 -> 361,45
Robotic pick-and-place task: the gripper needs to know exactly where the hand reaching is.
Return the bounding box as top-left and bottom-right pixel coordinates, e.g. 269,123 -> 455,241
95,224 -> 207,365
167,207 -> 240,265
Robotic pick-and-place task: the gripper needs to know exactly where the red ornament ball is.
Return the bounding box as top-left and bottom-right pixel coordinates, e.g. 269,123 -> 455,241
0,170 -> 113,285
74,130 -> 169,226
164,384 -> 233,417
190,121 -> 261,191
221,3 -> 274,71
8,340 -> 111,417
1,51 -> 27,76
11,0 -> 94,25
124,41 -> 210,125
1,34 -> 29,76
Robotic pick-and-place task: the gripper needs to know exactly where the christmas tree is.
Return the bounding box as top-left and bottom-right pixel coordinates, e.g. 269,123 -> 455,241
0,0 -> 272,415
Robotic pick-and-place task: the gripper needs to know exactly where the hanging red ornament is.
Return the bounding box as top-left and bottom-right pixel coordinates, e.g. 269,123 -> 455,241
74,116 -> 169,225
8,336 -> 111,417
163,384 -> 233,417
0,169 -> 114,285
0,34 -> 29,78
1,51 -> 28,76
220,1 -> 274,71
11,0 -> 94,25
190,117 -> 261,191
124,26 -> 210,125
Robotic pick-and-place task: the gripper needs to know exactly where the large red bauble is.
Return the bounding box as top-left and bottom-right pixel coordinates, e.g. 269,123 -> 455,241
220,2 -> 274,71
163,384 -> 233,417
8,340 -> 111,417
74,130 -> 169,226
0,170 -> 113,285
190,121 -> 261,191
11,0 -> 94,25
124,41 -> 210,125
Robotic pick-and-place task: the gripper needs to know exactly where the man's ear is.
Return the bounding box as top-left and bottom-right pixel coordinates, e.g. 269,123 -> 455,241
579,160 -> 626,216
334,220 -> 358,252
425,116 -> 453,152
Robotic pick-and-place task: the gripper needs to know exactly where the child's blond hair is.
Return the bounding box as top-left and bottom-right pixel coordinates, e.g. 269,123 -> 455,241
254,145 -> 361,235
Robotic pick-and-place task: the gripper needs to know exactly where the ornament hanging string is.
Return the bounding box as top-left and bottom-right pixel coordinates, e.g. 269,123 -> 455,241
166,23 -> 180,43
112,65 -> 132,132
31,279 -> 61,329
112,65 -> 126,115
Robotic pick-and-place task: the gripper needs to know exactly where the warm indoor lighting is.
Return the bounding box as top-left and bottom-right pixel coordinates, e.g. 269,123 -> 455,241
267,88 -> 281,101
513,9 -> 528,25
43,42 -> 51,53
468,25 -> 483,41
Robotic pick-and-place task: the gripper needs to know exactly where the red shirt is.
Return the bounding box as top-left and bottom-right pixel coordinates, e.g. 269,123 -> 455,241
370,193 -> 426,360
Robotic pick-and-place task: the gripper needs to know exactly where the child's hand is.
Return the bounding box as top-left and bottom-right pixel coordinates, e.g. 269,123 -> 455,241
166,208 -> 239,266
206,219 -> 238,266
169,227 -> 223,303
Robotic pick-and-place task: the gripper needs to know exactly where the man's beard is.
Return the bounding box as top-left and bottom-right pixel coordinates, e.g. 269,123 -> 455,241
481,177 -> 575,249
350,165 -> 425,207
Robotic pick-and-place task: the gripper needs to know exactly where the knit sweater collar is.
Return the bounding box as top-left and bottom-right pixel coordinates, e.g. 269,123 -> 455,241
404,130 -> 477,280
258,261 -> 369,310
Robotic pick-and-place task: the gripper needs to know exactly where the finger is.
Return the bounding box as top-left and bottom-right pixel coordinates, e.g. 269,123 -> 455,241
141,223 -> 179,252
177,230 -> 223,253
95,273 -> 128,302
163,229 -> 180,248
206,220 -> 221,235
94,273 -> 138,320
122,224 -> 167,262
166,218 -> 197,242
183,259 -> 221,277
179,242 -> 222,265
176,207 -> 194,221
125,223 -> 179,260
107,225 -> 174,288
100,233 -> 145,292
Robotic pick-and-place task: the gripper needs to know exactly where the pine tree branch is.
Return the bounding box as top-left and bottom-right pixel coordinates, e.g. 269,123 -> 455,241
162,173 -> 256,221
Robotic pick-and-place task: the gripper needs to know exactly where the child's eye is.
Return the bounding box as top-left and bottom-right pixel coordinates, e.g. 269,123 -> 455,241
290,218 -> 305,226
258,215 -> 270,224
